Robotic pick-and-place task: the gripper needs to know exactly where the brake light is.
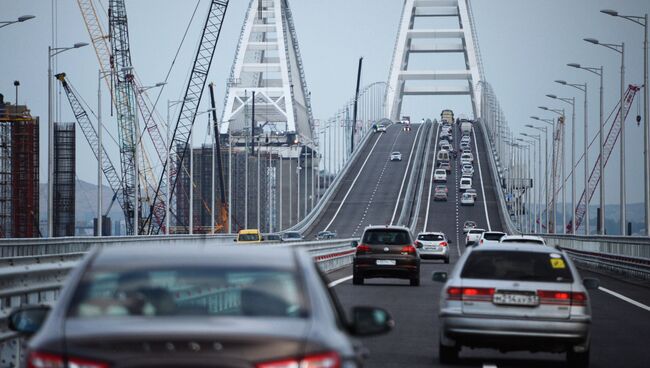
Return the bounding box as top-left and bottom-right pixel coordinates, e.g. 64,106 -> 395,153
463,287 -> 495,296
356,244 -> 370,253
538,290 -> 588,306
401,245 -> 416,254
257,352 -> 341,368
439,241 -> 448,247
27,352 -> 109,368
447,287 -> 462,300
479,239 -> 484,244
446,287 -> 494,301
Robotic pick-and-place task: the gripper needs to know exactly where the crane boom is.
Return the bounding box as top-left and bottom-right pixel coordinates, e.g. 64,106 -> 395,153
146,0 -> 230,235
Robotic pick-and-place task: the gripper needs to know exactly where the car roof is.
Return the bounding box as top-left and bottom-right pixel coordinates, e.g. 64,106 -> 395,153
364,225 -> 411,232
500,235 -> 544,241
472,242 -> 555,254
391,151 -> 401,154
418,232 -> 445,236
482,231 -> 505,235
92,244 -> 298,270
239,229 -> 260,234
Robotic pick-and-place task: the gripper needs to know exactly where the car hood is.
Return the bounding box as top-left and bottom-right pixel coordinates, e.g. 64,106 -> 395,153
63,317 -> 311,367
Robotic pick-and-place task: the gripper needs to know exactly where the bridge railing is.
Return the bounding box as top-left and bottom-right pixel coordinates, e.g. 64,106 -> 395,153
0,236 -> 357,363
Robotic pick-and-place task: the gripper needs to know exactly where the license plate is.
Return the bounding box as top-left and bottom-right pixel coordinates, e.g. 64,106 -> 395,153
493,293 -> 539,306
376,260 -> 396,266
424,246 -> 438,250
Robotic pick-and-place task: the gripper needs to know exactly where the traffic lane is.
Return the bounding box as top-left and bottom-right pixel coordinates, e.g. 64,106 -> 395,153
473,123 -> 503,232
306,130 -> 383,238
351,125 -> 422,237
578,268 -> 650,308
414,123 -> 439,232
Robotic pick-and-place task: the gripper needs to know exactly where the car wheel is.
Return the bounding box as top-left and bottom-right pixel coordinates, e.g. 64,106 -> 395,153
444,257 -> 450,264
567,347 -> 589,368
439,342 -> 459,364
410,277 -> 420,286
353,272 -> 364,285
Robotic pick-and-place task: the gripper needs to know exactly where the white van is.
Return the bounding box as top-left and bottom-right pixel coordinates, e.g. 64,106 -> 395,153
459,177 -> 472,191
437,149 -> 450,165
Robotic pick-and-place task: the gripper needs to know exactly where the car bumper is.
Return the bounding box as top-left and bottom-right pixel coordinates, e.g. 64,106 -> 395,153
419,248 -> 448,259
354,257 -> 420,279
440,314 -> 590,351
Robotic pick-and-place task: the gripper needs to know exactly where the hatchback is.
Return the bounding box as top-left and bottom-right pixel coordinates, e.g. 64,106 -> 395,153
432,243 -> 599,367
9,245 -> 395,367
478,231 -> 506,246
463,220 -> 477,233
460,192 -> 475,206
500,234 -> 546,245
434,169 -> 447,183
415,232 -> 450,263
353,226 -> 420,286
465,228 -> 486,245
459,177 -> 472,191
390,151 -> 402,161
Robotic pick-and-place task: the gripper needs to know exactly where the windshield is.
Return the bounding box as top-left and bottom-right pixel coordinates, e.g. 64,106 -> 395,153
501,238 -> 544,244
283,232 -> 301,239
483,233 -> 505,241
238,234 -> 259,241
418,234 -> 444,241
362,229 -> 411,245
70,267 -> 308,318
461,250 -> 573,282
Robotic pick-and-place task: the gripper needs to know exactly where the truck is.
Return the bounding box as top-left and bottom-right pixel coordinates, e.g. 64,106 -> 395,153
401,116 -> 411,131
441,109 -> 454,124
460,121 -> 472,135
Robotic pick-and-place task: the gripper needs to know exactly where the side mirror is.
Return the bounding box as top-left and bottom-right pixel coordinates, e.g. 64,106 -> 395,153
8,305 -> 51,335
431,271 -> 448,283
349,306 -> 394,337
583,278 -> 600,290
350,240 -> 358,248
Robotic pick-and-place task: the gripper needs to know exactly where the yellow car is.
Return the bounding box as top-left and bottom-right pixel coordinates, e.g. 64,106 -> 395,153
236,229 -> 263,243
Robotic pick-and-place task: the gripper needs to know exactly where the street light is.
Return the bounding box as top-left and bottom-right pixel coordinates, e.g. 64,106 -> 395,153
585,37 -> 626,235
568,62 -> 605,234
47,42 -> 88,237
547,94 -> 576,234
522,132 -> 542,234
0,15 -> 35,29
530,117 -> 553,232
601,9 -> 649,235
518,137 -> 535,233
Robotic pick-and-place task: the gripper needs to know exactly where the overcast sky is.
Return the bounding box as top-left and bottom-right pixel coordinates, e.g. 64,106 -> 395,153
1,0 -> 649,205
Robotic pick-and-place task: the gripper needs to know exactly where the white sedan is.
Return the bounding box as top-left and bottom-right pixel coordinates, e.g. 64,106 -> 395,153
390,151 -> 402,161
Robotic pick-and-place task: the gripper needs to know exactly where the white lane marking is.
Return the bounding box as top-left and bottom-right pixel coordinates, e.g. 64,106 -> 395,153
598,286 -> 650,312
329,275 -> 353,287
455,125 -> 461,256
472,127 -> 492,231
324,134 -> 384,231
390,124 -> 424,225
423,123 -> 440,232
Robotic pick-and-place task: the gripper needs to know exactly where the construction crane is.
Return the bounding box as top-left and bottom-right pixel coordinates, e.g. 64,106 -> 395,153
146,0 -> 230,235
55,73 -> 128,222
567,84 -> 640,233
209,82 -> 228,232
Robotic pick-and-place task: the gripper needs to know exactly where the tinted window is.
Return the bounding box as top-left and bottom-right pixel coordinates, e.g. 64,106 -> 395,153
418,234 -> 445,241
239,234 -> 259,241
362,229 -> 411,245
71,267 -> 307,318
483,233 -> 505,241
461,251 -> 573,282
469,229 -> 484,234
501,238 -> 544,244
283,232 -> 302,239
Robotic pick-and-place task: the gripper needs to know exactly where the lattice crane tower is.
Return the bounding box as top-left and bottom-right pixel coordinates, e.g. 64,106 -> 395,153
386,0 -> 483,121
222,0 -> 314,146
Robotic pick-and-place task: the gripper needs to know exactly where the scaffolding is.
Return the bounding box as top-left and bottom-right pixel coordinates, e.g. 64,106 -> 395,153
53,122 -> 76,237
0,120 -> 11,237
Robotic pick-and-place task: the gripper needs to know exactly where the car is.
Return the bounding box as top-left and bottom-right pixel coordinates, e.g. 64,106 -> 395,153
236,228 -> 262,243
461,152 -> 474,163
439,162 -> 452,173
282,231 -> 304,242
8,244 -> 395,367
460,192 -> 475,206
432,242 -> 599,366
500,234 -> 546,245
316,230 -> 337,240
433,169 -> 447,182
463,220 -> 477,233
460,134 -> 471,142
465,188 -> 478,198
439,139 -> 450,148
460,142 -> 470,151
353,225 -> 420,286
459,177 -> 472,191
478,231 -> 507,246
434,186 -> 448,201
390,151 -> 402,161
415,232 -> 450,263
265,233 -> 283,242
440,143 -> 451,152
376,124 -> 387,132
461,164 -> 474,177
462,148 -> 472,155
465,228 -> 486,246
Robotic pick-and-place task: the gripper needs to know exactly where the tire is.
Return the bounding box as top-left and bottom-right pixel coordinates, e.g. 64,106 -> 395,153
410,277 -> 420,286
352,272 -> 364,285
567,347 -> 590,368
444,257 -> 450,264
439,342 -> 459,364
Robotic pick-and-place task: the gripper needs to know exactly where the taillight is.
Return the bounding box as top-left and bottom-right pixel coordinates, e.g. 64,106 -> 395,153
401,245 -> 416,254
446,287 -> 494,301
257,352 -> 341,368
538,290 -> 587,306
27,351 -> 109,368
356,244 -> 370,254
414,241 -> 422,248
439,241 -> 448,247
479,239 -> 484,244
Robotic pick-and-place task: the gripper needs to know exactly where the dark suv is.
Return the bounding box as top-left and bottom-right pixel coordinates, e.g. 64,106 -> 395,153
353,225 -> 421,286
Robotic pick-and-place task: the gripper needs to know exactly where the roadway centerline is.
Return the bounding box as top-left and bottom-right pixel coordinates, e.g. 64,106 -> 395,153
390,124 -> 423,225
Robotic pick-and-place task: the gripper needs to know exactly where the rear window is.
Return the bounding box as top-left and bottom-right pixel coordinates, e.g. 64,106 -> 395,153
483,233 -> 505,241
468,229 -> 484,234
362,229 -> 411,245
418,234 -> 444,241
461,250 -> 573,282
501,238 -> 544,245
238,234 -> 259,241
70,267 -> 308,318
283,232 -> 302,239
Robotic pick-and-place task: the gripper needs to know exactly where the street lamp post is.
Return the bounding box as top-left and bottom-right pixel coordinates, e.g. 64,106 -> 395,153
531,116 -> 555,233
48,42 -> 88,237
539,106 -> 565,233
569,63 -> 605,234
0,15 -> 35,29
556,80 -> 589,234
601,9 -> 648,236
522,132 -> 541,233
585,38 -> 626,234
547,94 -> 576,234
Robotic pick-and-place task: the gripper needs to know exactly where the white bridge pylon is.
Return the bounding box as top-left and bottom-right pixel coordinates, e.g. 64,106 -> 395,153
386,0 -> 483,121
221,0 -> 314,145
